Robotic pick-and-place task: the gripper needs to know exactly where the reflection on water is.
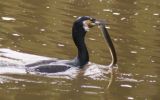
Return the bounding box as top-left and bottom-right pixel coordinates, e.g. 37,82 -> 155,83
0,0 -> 160,100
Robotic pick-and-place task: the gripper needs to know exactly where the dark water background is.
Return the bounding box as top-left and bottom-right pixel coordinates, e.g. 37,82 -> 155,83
0,0 -> 160,100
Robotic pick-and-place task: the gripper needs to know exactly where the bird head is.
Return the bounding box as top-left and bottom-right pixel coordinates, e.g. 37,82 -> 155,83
72,16 -> 100,46
73,16 -> 100,32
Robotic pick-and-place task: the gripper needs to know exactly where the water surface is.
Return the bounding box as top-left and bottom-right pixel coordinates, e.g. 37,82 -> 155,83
0,0 -> 160,100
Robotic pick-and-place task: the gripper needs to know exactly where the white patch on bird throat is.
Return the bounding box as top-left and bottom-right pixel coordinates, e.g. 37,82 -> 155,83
83,21 -> 90,32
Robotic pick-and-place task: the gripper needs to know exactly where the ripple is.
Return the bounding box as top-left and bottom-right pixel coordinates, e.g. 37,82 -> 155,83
105,26 -> 111,29
40,28 -> 46,32
144,7 -> 149,11
0,75 -> 47,84
12,33 -> 21,37
81,85 -> 102,89
113,12 -> 120,15
84,63 -> 110,80
0,67 -> 26,74
153,13 -> 159,16
88,37 -> 96,41
130,51 -> 138,54
83,91 -> 98,95
57,43 -> 65,47
149,80 -> 156,83
103,9 -> 112,12
145,75 -> 157,78
120,84 -> 132,88
127,97 -> 134,100
46,6 -> 50,9
42,44 -> 47,46
134,12 -> 139,15
140,47 -> 145,50
118,77 -> 140,83
1,16 -> 16,21
121,17 -> 126,21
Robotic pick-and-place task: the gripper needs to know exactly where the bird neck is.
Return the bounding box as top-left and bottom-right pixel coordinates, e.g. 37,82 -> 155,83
72,25 -> 89,67
77,39 -> 89,67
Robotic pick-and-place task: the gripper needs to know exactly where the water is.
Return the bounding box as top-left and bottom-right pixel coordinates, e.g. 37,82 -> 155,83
0,0 -> 160,100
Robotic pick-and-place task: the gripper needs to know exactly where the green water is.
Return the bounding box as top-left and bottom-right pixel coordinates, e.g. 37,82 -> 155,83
0,0 -> 160,100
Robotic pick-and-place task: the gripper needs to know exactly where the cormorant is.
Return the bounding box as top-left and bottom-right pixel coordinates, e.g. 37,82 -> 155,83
25,16 -> 117,73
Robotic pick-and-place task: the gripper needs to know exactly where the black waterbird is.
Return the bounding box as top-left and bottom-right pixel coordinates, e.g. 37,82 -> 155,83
26,16 -> 117,73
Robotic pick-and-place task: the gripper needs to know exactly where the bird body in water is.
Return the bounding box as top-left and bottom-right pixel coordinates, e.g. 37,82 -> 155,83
24,16 -> 117,73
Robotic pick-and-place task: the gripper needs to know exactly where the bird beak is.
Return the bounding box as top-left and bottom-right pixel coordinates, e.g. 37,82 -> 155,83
89,19 -> 106,27
83,19 -> 106,31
